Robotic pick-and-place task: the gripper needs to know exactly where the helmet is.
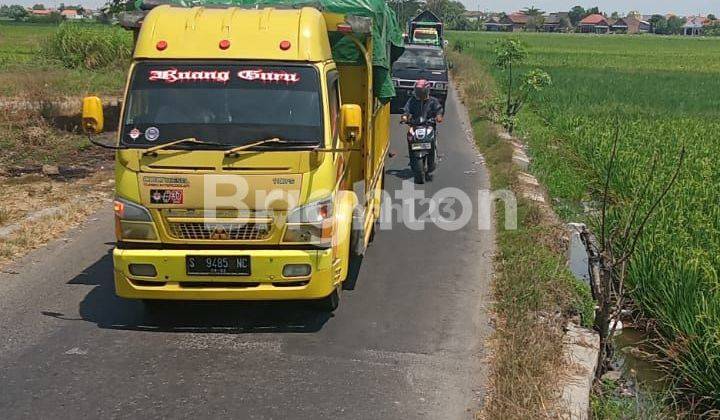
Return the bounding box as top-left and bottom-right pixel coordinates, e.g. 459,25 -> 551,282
413,79 -> 430,100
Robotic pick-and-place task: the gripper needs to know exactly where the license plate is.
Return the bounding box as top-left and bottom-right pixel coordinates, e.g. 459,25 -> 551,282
411,142 -> 432,150
186,255 -> 251,276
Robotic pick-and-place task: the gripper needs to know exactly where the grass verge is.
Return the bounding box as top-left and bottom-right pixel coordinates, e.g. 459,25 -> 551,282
450,51 -> 593,418
450,31 -> 720,411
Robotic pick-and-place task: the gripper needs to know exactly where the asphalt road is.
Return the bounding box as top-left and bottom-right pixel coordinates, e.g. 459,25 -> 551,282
0,86 -> 494,419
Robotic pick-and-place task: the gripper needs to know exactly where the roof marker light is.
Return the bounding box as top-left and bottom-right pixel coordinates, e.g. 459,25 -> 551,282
156,40 -> 167,51
219,39 -> 231,50
279,40 -> 291,50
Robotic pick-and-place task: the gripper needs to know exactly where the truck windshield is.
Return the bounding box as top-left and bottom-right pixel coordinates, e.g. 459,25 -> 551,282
394,48 -> 445,71
122,62 -> 323,148
414,30 -> 438,42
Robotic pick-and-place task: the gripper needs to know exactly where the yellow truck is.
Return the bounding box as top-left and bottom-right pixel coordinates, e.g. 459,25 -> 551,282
82,1 -> 403,311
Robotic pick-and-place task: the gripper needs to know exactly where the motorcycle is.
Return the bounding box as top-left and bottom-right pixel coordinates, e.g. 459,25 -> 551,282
402,116 -> 438,184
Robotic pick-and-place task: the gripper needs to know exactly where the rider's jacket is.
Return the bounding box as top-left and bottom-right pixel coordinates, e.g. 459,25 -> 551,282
402,96 -> 444,122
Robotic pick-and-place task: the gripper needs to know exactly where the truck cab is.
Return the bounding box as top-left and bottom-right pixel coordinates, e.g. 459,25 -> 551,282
412,28 -> 439,46
82,4 -> 400,311
390,44 -> 449,113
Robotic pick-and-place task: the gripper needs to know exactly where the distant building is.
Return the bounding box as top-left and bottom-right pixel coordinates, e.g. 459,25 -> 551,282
579,14 -> 610,34
60,9 -> 83,20
683,16 -> 709,36
484,15 -> 513,32
29,9 -> 53,15
506,13 -> 529,31
485,12 -> 530,31
612,16 -> 652,34
543,12 -> 570,32
463,11 -> 486,23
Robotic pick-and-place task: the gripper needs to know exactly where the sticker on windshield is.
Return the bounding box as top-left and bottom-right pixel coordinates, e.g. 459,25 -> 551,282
145,126 -> 160,142
150,189 -> 183,205
148,69 -> 231,84
237,69 -> 300,84
129,128 -> 141,140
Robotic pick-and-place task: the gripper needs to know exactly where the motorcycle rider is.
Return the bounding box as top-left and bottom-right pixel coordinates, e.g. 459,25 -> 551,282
401,79 -> 444,178
401,79 -> 444,124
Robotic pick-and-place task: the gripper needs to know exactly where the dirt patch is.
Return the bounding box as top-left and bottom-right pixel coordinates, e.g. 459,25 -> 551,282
0,169 -> 113,269
0,196 -> 111,270
0,169 -> 113,228
0,165 -> 114,271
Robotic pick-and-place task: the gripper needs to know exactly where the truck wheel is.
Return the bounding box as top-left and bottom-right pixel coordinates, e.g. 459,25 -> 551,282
314,288 -> 340,312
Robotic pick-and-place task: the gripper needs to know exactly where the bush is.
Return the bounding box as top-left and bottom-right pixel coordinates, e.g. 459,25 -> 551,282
42,22 -> 132,70
26,12 -> 63,24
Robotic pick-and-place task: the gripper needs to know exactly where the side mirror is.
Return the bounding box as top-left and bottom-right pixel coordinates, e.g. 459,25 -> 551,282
340,104 -> 362,143
448,61 -> 454,70
82,96 -> 104,134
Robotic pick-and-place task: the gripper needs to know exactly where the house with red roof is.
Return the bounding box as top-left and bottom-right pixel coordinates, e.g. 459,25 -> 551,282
29,9 -> 53,16
683,16 -> 710,36
506,13 -> 529,31
579,14 -> 610,34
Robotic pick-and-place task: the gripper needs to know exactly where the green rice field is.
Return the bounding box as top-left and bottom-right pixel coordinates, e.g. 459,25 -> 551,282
449,32 -> 720,405
0,22 -> 130,96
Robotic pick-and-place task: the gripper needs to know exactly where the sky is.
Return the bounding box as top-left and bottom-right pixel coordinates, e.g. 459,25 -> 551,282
2,0 -> 717,16
460,0 -> 717,15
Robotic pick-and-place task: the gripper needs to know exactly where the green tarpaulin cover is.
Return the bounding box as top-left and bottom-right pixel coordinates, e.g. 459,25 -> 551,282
135,0 -> 404,102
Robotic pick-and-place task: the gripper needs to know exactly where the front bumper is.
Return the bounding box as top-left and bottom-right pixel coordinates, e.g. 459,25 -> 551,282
113,247 -> 337,301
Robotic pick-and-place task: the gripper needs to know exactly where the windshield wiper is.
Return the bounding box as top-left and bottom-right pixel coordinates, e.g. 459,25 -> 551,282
142,138 -> 225,156
224,137 -> 287,156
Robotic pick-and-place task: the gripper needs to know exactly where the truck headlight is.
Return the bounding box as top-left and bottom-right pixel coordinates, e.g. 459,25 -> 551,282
283,196 -> 333,245
114,197 -> 158,241
286,196 -> 333,223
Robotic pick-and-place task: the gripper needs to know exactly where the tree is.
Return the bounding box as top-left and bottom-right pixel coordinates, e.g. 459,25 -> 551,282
568,6 -> 585,25
708,14 -> 717,21
610,11 -> 619,20
559,16 -> 572,31
706,22 -> 720,36
666,15 -> 686,34
7,4 -> 28,21
585,6 -> 600,16
105,0 -> 135,14
649,14 -> 686,35
526,15 -> 545,31
32,3 -> 45,10
521,6 -> 544,16
649,14 -> 665,33
388,0 -> 422,28
587,126 -> 685,380
424,0 -> 469,30
492,39 -> 551,133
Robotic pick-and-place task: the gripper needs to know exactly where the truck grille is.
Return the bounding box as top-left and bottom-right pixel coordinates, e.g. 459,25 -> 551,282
168,222 -> 271,241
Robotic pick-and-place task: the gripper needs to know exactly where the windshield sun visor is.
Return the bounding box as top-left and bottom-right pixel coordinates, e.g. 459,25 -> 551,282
122,61 -> 323,148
